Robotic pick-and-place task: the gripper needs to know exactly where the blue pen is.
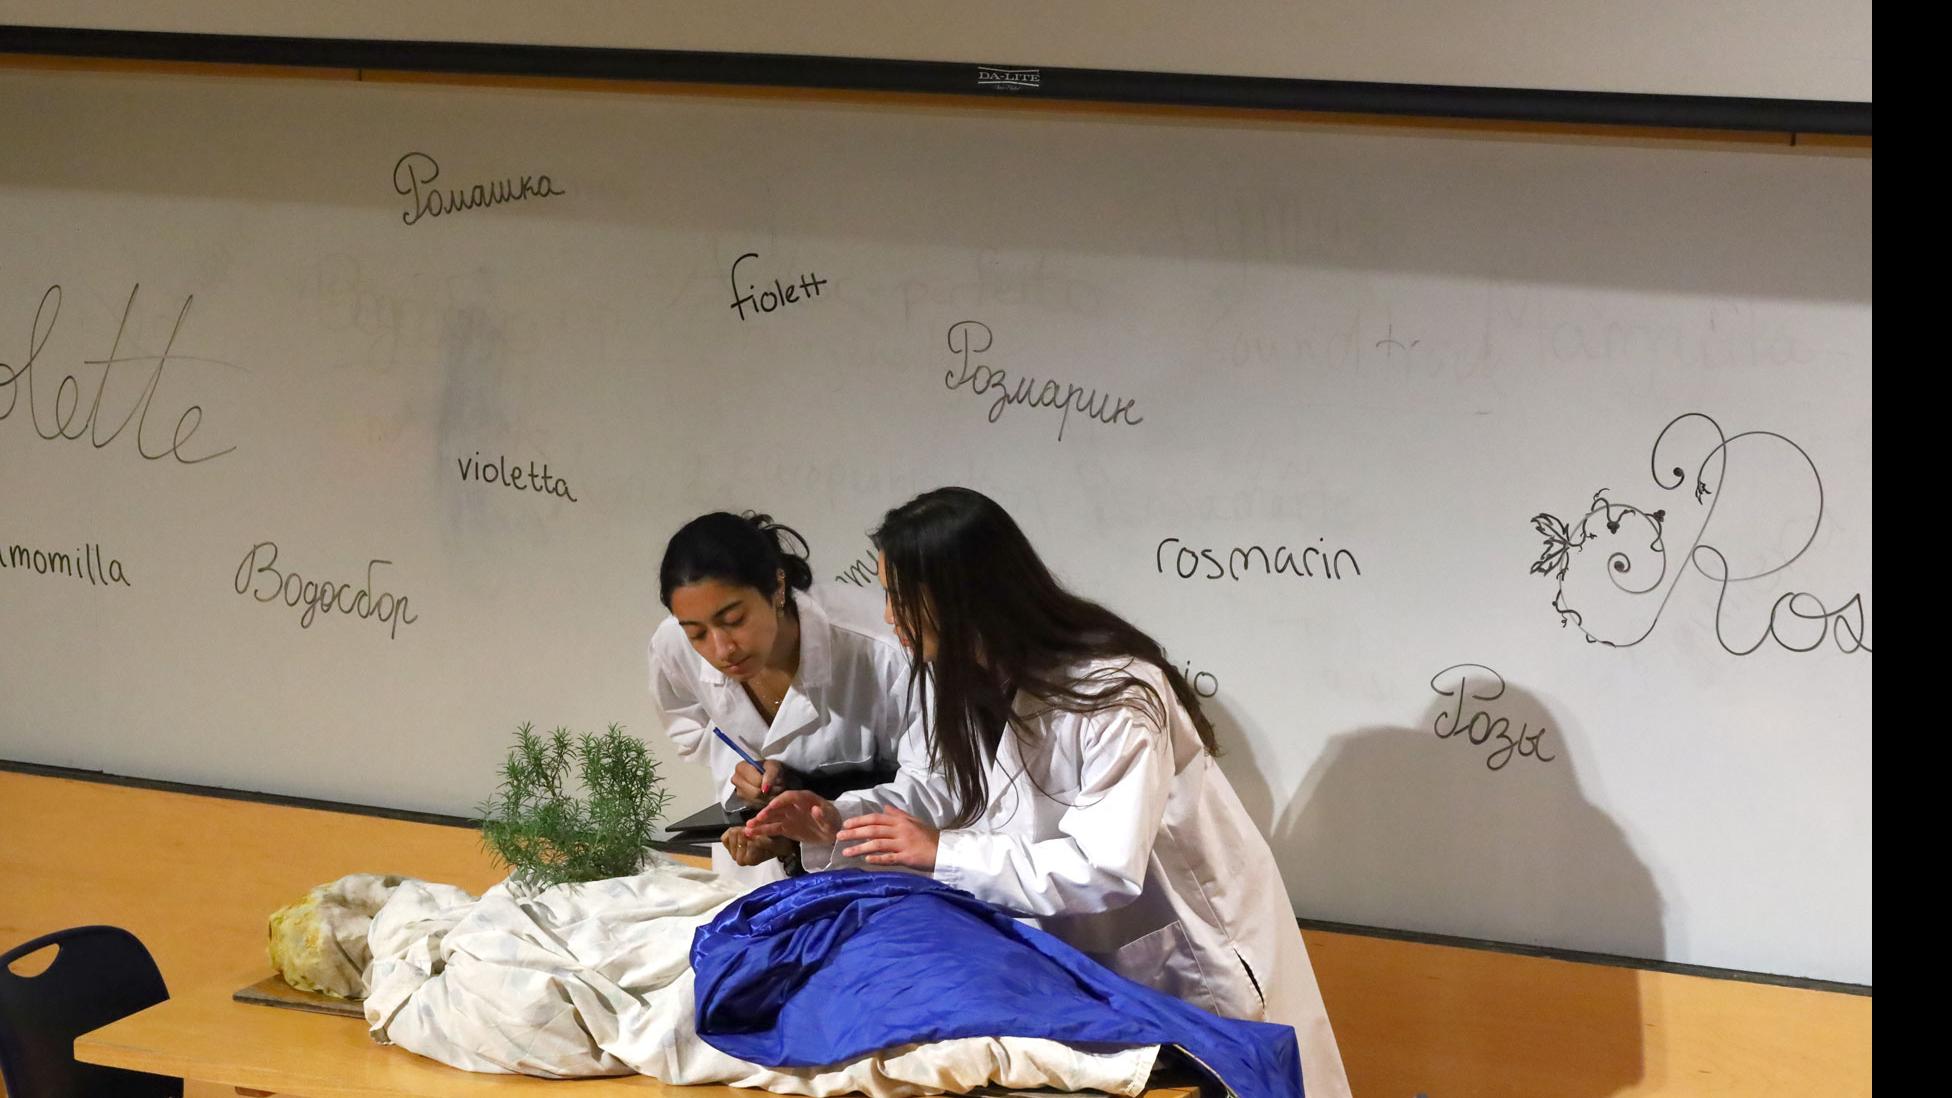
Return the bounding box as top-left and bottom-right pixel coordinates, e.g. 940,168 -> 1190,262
711,726 -> 771,791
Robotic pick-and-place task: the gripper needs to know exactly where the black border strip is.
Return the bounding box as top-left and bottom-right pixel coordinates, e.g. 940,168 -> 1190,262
4,757 -> 1869,995
0,24 -> 1871,136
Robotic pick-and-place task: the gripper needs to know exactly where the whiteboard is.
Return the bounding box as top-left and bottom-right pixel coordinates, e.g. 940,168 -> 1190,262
0,67 -> 1872,984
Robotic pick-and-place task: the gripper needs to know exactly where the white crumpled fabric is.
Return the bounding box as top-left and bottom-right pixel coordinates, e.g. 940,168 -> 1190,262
360,854 -> 1158,1096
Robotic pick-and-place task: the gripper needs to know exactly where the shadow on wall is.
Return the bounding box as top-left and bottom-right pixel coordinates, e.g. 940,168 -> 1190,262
1219,674 -> 1664,1096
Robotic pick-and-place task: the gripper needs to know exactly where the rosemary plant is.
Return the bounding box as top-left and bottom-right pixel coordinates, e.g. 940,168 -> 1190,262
477,722 -> 673,888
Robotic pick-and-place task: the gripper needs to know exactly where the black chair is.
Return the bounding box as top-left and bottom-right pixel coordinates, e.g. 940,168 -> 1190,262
0,925 -> 182,1097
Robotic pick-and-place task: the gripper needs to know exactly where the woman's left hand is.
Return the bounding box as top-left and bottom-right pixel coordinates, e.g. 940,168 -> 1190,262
722,825 -> 790,867
836,805 -> 939,871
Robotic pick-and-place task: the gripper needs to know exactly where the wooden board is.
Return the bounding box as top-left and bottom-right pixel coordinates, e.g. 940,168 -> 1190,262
233,973 -> 367,1019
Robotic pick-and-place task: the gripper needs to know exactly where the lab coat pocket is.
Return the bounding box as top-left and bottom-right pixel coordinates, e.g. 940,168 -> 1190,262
1093,921 -> 1210,1011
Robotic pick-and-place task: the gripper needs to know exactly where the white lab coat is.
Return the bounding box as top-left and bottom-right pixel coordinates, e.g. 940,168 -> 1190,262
816,657 -> 1352,1098
648,586 -> 943,886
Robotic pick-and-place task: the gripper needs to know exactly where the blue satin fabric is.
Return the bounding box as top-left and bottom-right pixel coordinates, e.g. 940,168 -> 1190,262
692,869 -> 1303,1098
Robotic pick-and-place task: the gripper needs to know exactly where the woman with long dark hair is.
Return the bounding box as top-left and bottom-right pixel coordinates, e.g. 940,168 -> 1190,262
650,511 -> 947,885
749,488 -> 1350,1096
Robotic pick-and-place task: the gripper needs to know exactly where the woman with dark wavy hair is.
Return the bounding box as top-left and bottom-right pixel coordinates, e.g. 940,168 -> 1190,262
750,488 -> 1350,1097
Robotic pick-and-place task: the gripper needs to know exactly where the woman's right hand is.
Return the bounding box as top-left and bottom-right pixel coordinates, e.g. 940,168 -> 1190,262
730,759 -> 789,805
745,790 -> 842,845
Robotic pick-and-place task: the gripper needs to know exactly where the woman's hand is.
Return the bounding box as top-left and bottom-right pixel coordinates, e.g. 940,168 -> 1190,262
720,826 -> 791,867
730,759 -> 789,805
745,789 -> 842,845
836,805 -> 939,871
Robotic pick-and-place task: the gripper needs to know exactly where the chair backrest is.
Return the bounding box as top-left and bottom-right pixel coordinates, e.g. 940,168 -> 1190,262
0,925 -> 183,1098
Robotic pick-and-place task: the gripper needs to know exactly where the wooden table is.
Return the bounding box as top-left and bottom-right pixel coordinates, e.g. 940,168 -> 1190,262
75,970 -> 1195,1098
